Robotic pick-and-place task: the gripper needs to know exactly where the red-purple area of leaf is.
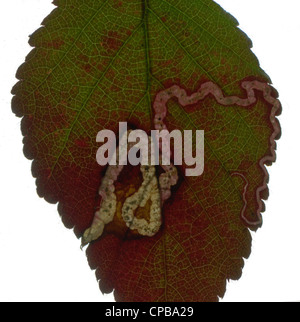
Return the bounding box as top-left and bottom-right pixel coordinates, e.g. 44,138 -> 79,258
11,0 -> 281,302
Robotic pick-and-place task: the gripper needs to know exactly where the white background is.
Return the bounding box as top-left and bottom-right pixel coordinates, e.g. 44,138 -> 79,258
0,0 -> 299,302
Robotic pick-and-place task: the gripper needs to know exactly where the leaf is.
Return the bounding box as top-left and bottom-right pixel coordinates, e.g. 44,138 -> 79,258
11,0 -> 281,302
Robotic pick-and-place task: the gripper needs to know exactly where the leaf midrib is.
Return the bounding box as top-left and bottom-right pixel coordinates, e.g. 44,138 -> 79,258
142,0 -> 153,120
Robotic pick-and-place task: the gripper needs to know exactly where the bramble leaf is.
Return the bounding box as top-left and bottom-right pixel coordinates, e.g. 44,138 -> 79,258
12,0 -> 281,301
